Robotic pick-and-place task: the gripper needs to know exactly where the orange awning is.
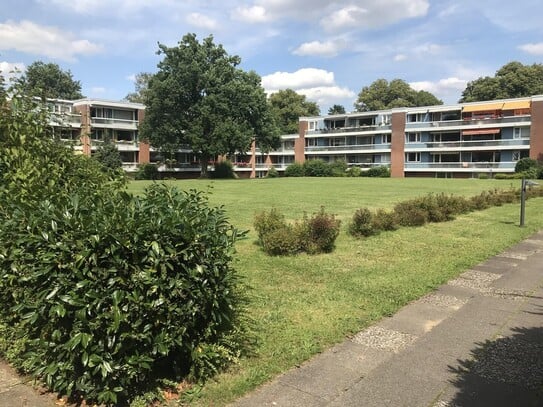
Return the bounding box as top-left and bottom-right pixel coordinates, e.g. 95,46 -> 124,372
502,100 -> 531,110
462,128 -> 501,136
462,102 -> 504,113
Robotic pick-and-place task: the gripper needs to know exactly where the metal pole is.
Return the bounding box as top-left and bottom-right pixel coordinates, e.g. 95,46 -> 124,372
520,178 -> 526,227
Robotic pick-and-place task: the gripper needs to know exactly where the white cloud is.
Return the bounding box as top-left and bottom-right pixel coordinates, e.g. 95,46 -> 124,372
126,74 -> 137,82
293,40 -> 346,57
39,0 -> 173,16
262,68 -> 335,90
410,77 -> 468,104
0,20 -> 102,62
414,43 -> 442,55
90,86 -> 106,94
519,42 -> 543,56
186,12 -> 218,30
394,54 -> 407,62
322,0 -> 429,32
297,86 -> 356,106
232,6 -> 269,23
0,61 -> 25,83
262,68 -> 356,110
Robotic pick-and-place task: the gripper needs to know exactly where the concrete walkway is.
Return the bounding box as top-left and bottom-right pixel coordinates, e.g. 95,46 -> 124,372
2,232 -> 543,407
233,230 -> 543,407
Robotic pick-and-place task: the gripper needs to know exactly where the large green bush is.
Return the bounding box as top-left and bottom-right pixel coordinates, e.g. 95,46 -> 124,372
284,162 -> 305,177
303,159 -> 333,177
362,165 -> 390,177
0,90 -> 245,405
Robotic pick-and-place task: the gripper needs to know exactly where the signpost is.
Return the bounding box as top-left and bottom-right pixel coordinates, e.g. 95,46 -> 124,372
520,178 -> 539,227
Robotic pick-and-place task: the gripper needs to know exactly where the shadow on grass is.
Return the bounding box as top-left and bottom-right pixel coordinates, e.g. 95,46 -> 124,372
448,325 -> 543,406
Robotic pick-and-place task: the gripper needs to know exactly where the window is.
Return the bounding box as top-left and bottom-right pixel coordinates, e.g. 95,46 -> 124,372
382,134 -> 391,144
407,152 -> 421,162
513,127 -> 528,139
406,133 -> 421,143
512,151 -> 521,161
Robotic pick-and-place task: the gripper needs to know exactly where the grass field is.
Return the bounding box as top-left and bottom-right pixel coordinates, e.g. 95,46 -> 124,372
127,178 -> 543,405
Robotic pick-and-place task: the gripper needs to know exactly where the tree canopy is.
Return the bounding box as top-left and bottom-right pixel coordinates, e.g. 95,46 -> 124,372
354,79 -> 442,112
460,61 -> 543,102
17,61 -> 84,100
328,104 -> 346,115
124,72 -> 153,103
139,33 -> 279,177
268,89 -> 320,134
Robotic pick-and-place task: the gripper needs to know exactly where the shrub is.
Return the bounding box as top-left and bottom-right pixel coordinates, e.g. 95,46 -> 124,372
348,208 -> 375,237
300,208 -> 341,254
211,160 -> 236,179
135,163 -> 159,180
0,90 -> 245,405
284,162 -> 305,177
254,207 -> 340,255
515,157 -> 538,173
362,165 -> 390,177
346,166 -> 362,177
478,173 -> 489,179
266,167 -> 279,178
329,159 -> 348,177
260,225 -> 301,256
371,209 -> 399,232
393,201 -> 428,227
303,159 -> 332,177
253,208 -> 286,244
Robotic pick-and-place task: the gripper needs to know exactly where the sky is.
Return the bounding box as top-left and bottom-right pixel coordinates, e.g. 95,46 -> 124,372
1,0 -> 542,113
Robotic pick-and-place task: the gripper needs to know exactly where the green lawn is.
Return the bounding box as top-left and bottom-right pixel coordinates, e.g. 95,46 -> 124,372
127,178 -> 543,405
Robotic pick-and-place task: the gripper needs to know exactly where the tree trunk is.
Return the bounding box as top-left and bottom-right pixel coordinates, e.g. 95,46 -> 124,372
200,153 -> 209,178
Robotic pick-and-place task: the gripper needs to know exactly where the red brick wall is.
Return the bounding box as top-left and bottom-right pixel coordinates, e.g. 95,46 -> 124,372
295,121 -> 308,164
530,98 -> 543,161
390,110 -> 406,178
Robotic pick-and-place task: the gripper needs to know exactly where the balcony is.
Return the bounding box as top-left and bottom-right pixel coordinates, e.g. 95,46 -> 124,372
49,113 -> 82,128
404,138 -> 530,152
305,143 -> 391,153
306,124 -> 392,135
405,115 -> 531,131
404,162 -> 516,171
90,117 -> 138,130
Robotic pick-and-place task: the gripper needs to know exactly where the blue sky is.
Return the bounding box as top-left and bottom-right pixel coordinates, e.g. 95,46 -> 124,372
1,0 -> 542,113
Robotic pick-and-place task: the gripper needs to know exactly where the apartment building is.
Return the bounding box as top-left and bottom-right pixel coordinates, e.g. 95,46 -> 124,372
47,95 -> 543,178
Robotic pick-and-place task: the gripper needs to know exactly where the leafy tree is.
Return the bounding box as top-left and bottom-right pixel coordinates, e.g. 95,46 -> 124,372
0,74 -> 6,103
354,78 -> 442,112
17,61 -> 84,100
460,61 -> 543,102
328,104 -> 346,115
140,33 -> 279,177
268,89 -> 320,134
93,139 -> 123,171
124,72 -> 153,103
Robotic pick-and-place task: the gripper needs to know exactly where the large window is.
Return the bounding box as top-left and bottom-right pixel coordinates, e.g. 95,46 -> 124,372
406,152 -> 421,162
406,133 -> 421,143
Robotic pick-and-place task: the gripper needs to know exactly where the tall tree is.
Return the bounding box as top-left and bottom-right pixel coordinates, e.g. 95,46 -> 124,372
124,72 -> 153,103
268,89 -> 320,134
354,78 -> 442,112
328,104 -> 346,115
140,33 -> 279,177
460,61 -> 543,102
0,74 -> 6,104
17,61 -> 84,100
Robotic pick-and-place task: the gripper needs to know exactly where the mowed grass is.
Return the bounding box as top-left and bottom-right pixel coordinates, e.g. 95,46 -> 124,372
127,178 -> 543,405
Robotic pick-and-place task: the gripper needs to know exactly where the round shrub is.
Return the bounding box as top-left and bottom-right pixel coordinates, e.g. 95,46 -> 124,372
284,162 -> 305,177
371,209 -> 399,232
515,157 -> 538,173
362,165 -> 390,177
303,159 -> 332,177
254,208 -> 287,244
329,159 -> 348,177
301,208 -> 341,253
266,167 -> 279,178
393,201 -> 428,227
349,208 -> 375,237
135,163 -> 159,180
346,166 -> 362,177
260,225 -> 301,256
211,160 -> 236,178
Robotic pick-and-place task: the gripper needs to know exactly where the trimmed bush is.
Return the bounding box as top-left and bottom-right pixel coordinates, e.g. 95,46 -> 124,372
135,163 -> 159,180
362,166 -> 390,177
284,162 -> 305,177
346,166 -> 362,177
303,159 -> 332,177
253,208 -> 287,244
393,201 -> 428,227
371,209 -> 399,232
348,208 -> 375,237
266,167 -> 279,178
260,225 -> 301,256
301,208 -> 341,254
211,160 -> 236,179
329,159 -> 348,177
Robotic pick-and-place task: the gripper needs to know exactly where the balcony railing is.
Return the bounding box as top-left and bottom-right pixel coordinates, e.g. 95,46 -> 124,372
305,143 -> 391,152
306,124 -> 392,135
405,138 -> 530,150
404,162 -> 516,170
49,113 -> 82,127
91,117 -> 138,129
405,115 -> 531,130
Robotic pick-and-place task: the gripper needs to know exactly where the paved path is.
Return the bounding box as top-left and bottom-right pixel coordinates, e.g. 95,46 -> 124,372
2,231 -> 543,406
233,230 -> 543,407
